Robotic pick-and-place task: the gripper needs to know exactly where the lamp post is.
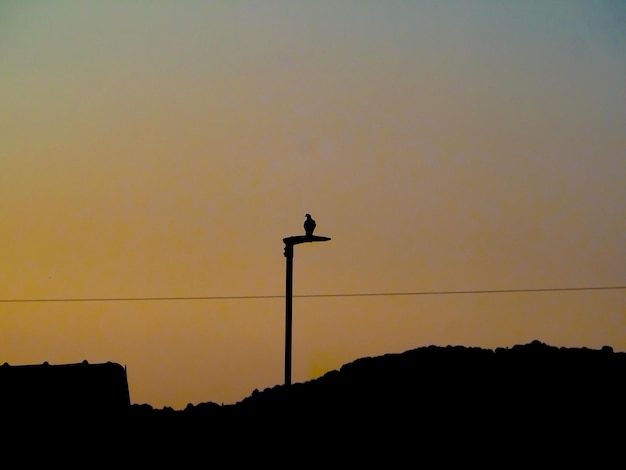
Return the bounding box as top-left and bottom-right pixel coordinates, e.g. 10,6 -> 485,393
282,234 -> 330,386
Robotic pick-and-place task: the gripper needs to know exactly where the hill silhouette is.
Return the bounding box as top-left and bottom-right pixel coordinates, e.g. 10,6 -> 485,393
126,340 -> 625,465
3,341 -> 625,465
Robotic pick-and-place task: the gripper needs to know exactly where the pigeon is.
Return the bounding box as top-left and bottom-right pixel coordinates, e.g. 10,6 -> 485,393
304,213 -> 316,236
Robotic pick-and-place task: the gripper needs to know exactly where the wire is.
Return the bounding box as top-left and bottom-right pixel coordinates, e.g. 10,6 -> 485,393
0,285 -> 624,303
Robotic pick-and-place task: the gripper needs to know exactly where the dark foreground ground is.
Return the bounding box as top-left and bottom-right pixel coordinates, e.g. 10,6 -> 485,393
3,340 -> 625,466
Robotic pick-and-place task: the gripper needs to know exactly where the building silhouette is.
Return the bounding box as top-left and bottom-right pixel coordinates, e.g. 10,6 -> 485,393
0,360 -> 131,420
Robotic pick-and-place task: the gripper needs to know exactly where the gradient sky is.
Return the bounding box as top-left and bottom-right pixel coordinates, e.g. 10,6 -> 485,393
2,1 -> 625,409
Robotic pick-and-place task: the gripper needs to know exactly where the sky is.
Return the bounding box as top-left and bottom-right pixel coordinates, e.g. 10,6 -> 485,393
1,1 -> 625,409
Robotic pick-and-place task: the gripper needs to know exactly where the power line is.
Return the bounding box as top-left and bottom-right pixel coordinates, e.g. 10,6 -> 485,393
0,285 -> 624,303
298,285 -> 626,297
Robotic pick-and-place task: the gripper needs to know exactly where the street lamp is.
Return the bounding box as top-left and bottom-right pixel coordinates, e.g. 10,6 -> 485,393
282,217 -> 330,386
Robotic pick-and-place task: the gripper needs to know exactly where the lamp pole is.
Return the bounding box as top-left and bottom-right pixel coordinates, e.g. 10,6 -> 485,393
282,234 -> 330,386
284,242 -> 294,386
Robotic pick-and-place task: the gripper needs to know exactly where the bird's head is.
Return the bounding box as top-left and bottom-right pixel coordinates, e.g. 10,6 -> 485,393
305,213 -> 311,218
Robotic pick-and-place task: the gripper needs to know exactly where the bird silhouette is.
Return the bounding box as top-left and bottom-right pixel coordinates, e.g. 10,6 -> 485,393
304,214 -> 316,236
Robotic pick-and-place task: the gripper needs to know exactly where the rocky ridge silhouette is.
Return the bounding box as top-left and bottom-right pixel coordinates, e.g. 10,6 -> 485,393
3,341 -> 624,465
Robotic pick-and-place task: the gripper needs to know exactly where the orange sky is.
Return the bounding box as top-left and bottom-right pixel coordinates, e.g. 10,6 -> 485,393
2,1 -> 625,409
